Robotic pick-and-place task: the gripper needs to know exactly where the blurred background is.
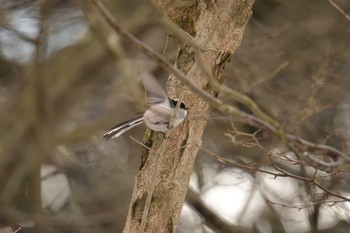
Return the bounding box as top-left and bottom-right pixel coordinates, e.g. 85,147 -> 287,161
0,0 -> 350,233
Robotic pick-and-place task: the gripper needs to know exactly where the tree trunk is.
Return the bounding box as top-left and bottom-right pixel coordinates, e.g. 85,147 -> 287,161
123,1 -> 254,232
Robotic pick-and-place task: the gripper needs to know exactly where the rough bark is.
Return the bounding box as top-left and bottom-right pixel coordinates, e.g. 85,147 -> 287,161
123,1 -> 254,232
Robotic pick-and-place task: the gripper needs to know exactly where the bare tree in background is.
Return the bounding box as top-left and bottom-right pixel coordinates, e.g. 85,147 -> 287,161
0,0 -> 350,233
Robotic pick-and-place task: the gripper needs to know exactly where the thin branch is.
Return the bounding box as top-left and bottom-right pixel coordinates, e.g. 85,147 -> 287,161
186,187 -> 250,233
266,198 -> 347,210
199,145 -> 350,202
329,0 -> 350,21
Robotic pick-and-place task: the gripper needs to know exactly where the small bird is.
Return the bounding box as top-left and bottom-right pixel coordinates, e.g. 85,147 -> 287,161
103,73 -> 188,140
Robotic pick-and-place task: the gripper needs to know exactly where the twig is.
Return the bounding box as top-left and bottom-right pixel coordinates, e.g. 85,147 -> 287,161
186,187 -> 250,233
266,198 -> 346,210
245,60 -> 289,91
329,0 -> 350,21
129,136 -> 151,150
13,227 -> 22,233
199,145 -> 350,202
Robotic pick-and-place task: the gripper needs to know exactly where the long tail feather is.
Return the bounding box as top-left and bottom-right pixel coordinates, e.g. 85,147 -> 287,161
103,116 -> 144,140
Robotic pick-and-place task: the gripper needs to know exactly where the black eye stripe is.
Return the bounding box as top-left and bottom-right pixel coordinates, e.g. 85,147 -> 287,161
169,99 -> 178,108
169,98 -> 187,109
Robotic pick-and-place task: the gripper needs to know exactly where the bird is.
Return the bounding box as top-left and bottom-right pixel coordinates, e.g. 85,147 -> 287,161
103,73 -> 188,140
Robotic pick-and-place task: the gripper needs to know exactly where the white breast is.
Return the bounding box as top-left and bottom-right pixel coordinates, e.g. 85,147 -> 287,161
143,103 -> 187,132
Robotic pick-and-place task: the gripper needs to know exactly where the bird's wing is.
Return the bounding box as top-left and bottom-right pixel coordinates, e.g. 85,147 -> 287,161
141,72 -> 168,105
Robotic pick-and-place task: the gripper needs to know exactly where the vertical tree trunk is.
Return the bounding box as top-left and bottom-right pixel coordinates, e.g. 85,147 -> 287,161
123,1 -> 254,232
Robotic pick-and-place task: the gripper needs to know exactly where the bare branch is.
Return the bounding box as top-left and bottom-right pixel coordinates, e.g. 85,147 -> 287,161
186,187 -> 250,233
329,0 -> 350,21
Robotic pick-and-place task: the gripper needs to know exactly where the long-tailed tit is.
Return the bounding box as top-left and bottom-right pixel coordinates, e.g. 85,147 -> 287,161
103,74 -> 188,140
